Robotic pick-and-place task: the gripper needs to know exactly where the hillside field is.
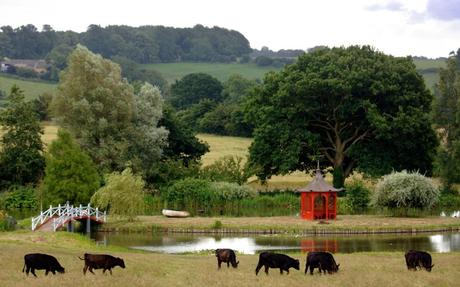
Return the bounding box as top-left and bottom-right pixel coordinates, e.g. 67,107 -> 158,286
141,62 -> 281,83
0,75 -> 57,100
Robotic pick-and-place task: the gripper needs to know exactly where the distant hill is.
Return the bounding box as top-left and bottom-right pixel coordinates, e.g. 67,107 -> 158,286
141,62 -> 281,83
413,58 -> 446,90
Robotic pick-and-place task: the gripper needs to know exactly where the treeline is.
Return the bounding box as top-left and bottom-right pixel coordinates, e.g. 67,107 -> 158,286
0,24 -> 252,63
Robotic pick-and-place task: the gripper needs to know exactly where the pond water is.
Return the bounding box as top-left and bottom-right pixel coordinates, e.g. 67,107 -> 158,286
92,231 -> 460,254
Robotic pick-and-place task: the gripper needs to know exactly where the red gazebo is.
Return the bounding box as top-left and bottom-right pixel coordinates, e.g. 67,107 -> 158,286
297,169 -> 341,220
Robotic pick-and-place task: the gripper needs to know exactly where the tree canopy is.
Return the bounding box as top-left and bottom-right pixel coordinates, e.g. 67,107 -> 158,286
52,45 -> 167,173
43,130 -> 100,205
0,85 -> 45,188
170,73 -> 223,109
433,55 -> 460,190
246,46 -> 438,187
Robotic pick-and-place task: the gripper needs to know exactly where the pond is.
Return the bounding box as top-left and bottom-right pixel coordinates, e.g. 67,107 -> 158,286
91,231 -> 460,254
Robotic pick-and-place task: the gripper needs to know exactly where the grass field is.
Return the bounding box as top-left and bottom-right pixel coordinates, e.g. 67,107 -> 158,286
141,62 -> 280,83
413,58 -> 446,70
104,215 -> 460,233
0,75 -> 57,100
1,231 -> 459,287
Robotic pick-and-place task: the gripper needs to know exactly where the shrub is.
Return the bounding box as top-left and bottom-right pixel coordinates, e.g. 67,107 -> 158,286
0,210 -> 17,231
345,180 -> 371,214
372,171 -> 439,211
0,185 -> 38,209
201,156 -> 252,185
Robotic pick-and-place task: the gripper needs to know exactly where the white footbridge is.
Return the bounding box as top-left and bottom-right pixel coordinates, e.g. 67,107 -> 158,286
31,203 -> 106,231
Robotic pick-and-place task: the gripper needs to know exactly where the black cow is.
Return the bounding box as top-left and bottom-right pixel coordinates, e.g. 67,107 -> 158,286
255,252 -> 300,275
305,251 -> 339,275
22,253 -> 65,277
405,250 -> 434,272
79,253 -> 125,275
215,249 -> 239,269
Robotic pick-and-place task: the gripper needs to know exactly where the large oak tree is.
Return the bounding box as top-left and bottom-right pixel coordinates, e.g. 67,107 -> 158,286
246,46 -> 438,187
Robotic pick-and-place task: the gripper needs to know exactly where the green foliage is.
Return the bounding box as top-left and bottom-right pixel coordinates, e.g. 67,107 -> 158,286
161,178 -> 255,215
91,168 -> 145,219
32,92 -> 53,121
345,180 -> 371,214
42,130 -> 100,205
211,220 -> 223,229
0,85 -> 45,188
246,45 -> 438,187
0,210 -> 16,231
52,46 -> 167,173
159,105 -> 209,163
372,171 -> 440,211
147,159 -> 202,188
433,56 -> 460,190
0,186 -> 38,209
170,73 -> 223,109
201,156 -> 252,185
128,83 -> 168,175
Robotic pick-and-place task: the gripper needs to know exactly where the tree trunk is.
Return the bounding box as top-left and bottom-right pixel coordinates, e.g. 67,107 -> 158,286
332,166 -> 345,189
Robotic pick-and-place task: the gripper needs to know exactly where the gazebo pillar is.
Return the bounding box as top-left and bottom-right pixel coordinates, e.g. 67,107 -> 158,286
325,195 -> 329,220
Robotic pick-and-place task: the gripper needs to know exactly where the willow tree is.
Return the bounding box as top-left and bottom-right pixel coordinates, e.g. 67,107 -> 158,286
246,46 -> 437,187
91,168 -> 144,219
52,45 -> 167,173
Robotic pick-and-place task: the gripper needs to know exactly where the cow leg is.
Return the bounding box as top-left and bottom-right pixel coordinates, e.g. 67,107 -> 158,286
255,262 -> 263,275
227,262 -> 230,268
310,266 -> 314,275
103,268 -> 106,274
89,267 -> 96,275
83,265 -> 88,275
280,268 -> 283,274
45,269 -> 49,276
264,265 -> 269,275
52,270 -> 56,275
25,266 -> 30,276
109,269 -> 113,275
31,268 -> 37,277
218,260 -> 222,269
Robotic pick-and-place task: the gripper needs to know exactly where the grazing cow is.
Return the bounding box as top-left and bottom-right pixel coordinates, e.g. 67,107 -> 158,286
305,251 -> 339,275
22,253 -> 65,277
79,253 -> 125,275
215,249 -> 239,269
405,250 -> 434,272
255,252 -> 300,275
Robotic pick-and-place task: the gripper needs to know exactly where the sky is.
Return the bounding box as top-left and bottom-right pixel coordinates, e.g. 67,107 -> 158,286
0,0 -> 459,58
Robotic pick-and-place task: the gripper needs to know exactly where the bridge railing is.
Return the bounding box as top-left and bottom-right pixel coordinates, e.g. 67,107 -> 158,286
31,203 -> 106,231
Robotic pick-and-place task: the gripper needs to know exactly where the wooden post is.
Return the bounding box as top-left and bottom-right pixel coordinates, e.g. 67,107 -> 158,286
96,207 -> 99,221
86,215 -> 91,234
58,204 -> 61,216
325,194 -> 329,221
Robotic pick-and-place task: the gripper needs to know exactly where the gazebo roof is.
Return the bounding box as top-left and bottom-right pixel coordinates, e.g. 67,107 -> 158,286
297,169 -> 342,193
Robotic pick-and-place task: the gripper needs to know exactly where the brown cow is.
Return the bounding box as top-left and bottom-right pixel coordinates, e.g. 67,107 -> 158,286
215,249 -> 239,269
79,253 -> 125,275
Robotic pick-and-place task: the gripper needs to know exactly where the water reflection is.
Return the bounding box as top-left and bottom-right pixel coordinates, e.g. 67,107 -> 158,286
93,232 -> 460,254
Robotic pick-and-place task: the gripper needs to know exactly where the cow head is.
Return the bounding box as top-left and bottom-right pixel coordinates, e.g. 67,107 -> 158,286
118,258 -> 126,268
231,261 -> 239,268
426,264 -> 434,272
293,259 -> 300,270
335,263 -> 340,272
57,266 -> 65,274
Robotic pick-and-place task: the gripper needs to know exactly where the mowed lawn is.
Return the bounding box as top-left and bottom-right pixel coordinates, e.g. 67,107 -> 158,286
1,232 -> 459,287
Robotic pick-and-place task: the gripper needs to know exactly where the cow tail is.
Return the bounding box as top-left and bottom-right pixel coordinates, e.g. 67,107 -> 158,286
78,256 -> 85,260
22,264 -> 25,273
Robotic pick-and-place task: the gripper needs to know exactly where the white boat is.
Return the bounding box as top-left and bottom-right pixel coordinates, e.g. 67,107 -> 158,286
162,209 -> 190,218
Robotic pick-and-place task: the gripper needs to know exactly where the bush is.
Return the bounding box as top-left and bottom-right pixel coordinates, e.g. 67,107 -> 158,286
345,180 -> 371,214
372,171 -> 439,212
0,185 -> 38,209
201,156 -> 252,185
0,210 -> 17,231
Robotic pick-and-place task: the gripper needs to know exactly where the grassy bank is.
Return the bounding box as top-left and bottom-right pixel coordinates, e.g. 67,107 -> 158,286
101,215 -> 460,234
0,231 -> 459,287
